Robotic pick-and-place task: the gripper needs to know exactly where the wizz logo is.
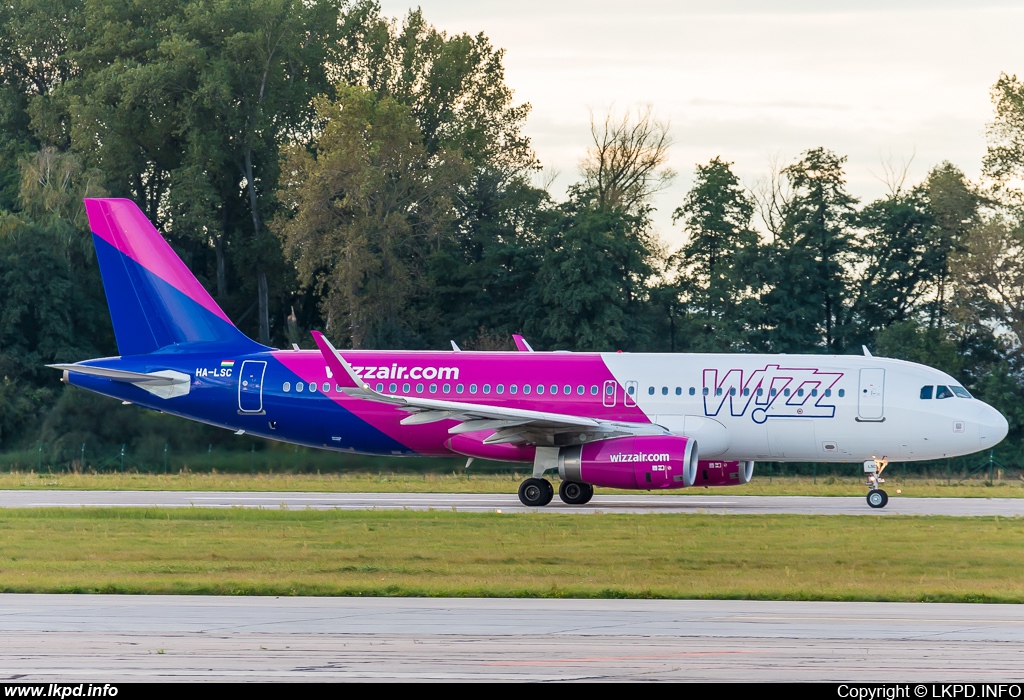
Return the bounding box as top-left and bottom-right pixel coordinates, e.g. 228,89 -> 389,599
703,365 -> 843,424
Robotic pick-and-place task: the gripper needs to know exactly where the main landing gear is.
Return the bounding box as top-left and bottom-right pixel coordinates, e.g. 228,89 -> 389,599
516,478 -> 595,506
516,478 -> 594,506
518,478 -> 553,507
559,480 -> 594,505
864,460 -> 889,509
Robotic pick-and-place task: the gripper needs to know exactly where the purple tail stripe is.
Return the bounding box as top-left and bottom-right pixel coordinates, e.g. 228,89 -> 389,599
84,198 -> 232,325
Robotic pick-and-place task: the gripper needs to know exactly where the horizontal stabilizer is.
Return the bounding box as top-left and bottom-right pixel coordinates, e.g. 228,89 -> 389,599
49,364 -> 183,385
49,364 -> 191,399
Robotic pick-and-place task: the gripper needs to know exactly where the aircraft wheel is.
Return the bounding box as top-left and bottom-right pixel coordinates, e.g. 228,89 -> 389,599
867,489 -> 889,509
519,478 -> 554,507
558,481 -> 594,505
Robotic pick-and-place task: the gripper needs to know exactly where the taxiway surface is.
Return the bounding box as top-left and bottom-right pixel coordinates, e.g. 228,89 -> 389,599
1,596 -> 1022,681
1,490 -> 1023,516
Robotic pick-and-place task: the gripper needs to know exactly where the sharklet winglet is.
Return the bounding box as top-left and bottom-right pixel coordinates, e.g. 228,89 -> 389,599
310,331 -> 365,390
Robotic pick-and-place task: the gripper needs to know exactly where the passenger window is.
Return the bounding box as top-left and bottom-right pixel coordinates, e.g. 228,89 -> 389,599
296,382 -> 304,392
920,386 -> 933,400
715,388 -> 723,396
537,385 -> 544,395
510,384 -> 517,394
283,382 -> 291,392
388,383 -> 397,393
675,387 -> 681,396
797,388 -> 804,396
689,387 -> 696,396
456,383 -> 465,393
577,385 -> 584,395
429,383 -> 438,393
936,385 -> 954,399
551,385 -> 559,394
783,388 -> 790,397
838,389 -> 845,398
627,385 -> 635,395
322,382 -> 329,393
702,387 -> 709,396
951,386 -> 972,399
590,385 -> 598,395
483,384 -> 491,394
563,385 -> 571,395
729,388 -> 736,396
661,387 -> 668,395
811,388 -> 818,397
375,383 -> 383,392
403,383 -> 411,393
336,385 -> 343,392
824,389 -> 831,397
469,384 -> 477,394
310,383 -> 318,393
606,385 -> 614,395
756,388 -> 763,397
743,388 -> 750,396
496,384 -> 505,394
417,383 -> 425,393
523,384 -> 531,395
770,388 -> 777,396
443,383 -> 451,393
648,386 -> 655,395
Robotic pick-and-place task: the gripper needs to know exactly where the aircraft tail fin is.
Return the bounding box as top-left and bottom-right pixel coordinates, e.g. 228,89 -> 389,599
83,198 -> 262,356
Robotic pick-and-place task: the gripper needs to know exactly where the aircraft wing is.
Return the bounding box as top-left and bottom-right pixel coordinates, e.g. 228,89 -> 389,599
311,332 -> 662,446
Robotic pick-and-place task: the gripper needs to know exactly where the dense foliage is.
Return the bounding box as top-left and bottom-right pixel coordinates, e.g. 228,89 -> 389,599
1,0 -> 1023,470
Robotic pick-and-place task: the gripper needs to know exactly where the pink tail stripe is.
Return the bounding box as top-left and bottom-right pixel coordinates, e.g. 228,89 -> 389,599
84,198 -> 232,325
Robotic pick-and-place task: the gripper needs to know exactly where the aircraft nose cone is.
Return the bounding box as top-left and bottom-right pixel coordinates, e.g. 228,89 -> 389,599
979,404 -> 1009,449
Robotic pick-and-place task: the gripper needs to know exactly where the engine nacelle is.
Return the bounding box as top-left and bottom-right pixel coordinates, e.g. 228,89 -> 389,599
692,460 -> 754,487
559,435 -> 698,490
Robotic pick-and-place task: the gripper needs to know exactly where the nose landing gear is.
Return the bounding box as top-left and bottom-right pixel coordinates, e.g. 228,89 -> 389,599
864,460 -> 889,508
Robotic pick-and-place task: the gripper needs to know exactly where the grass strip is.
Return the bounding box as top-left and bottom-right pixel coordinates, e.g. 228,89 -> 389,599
0,508 -> 1022,602
2,471 -> 1023,497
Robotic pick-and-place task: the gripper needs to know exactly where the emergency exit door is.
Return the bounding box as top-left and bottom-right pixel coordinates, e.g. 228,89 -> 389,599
857,368 -> 885,421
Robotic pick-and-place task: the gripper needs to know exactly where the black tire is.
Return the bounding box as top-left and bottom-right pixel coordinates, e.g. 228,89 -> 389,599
559,481 -> 594,505
867,489 -> 889,509
518,478 -> 554,507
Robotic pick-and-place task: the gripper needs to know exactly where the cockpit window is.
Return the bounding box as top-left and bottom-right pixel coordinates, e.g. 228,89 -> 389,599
935,385 -> 954,399
920,386 -> 933,400
951,386 -> 972,399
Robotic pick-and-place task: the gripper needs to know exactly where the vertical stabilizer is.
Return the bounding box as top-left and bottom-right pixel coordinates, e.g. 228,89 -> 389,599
84,198 -> 262,355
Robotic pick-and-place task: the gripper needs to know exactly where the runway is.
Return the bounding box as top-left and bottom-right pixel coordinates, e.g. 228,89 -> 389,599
1,596 -> 1022,681
1,489 -> 1023,516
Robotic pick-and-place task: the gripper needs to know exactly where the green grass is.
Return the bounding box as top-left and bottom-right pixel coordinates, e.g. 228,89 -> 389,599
0,508 -> 1022,602
2,470 -> 1023,497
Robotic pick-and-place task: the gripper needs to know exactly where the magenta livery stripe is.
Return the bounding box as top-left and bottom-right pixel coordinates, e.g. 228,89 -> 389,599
83,198 -> 233,325
271,350 -> 652,454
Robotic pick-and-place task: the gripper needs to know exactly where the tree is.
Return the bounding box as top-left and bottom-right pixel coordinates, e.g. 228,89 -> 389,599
949,214 -> 1024,354
921,162 -> 982,329
579,105 -> 674,215
758,148 -> 857,352
53,0 -> 345,345
852,188 -> 937,337
670,157 -> 758,349
524,189 -> 658,351
275,87 -> 467,349
984,72 -> 1024,201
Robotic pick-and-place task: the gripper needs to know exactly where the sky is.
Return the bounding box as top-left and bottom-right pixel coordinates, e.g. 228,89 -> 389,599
377,0 -> 1024,246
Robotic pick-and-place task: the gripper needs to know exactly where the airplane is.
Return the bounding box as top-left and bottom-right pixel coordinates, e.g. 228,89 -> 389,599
49,198 -> 1009,509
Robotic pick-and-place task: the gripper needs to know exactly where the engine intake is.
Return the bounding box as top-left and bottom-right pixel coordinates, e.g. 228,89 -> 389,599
559,435 -> 698,490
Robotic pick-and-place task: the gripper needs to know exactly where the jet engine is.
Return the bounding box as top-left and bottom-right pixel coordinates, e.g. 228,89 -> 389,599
692,460 -> 754,487
558,435 -> 698,490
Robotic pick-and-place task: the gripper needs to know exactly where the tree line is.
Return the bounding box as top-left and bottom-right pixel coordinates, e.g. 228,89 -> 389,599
2,0 -> 1024,469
